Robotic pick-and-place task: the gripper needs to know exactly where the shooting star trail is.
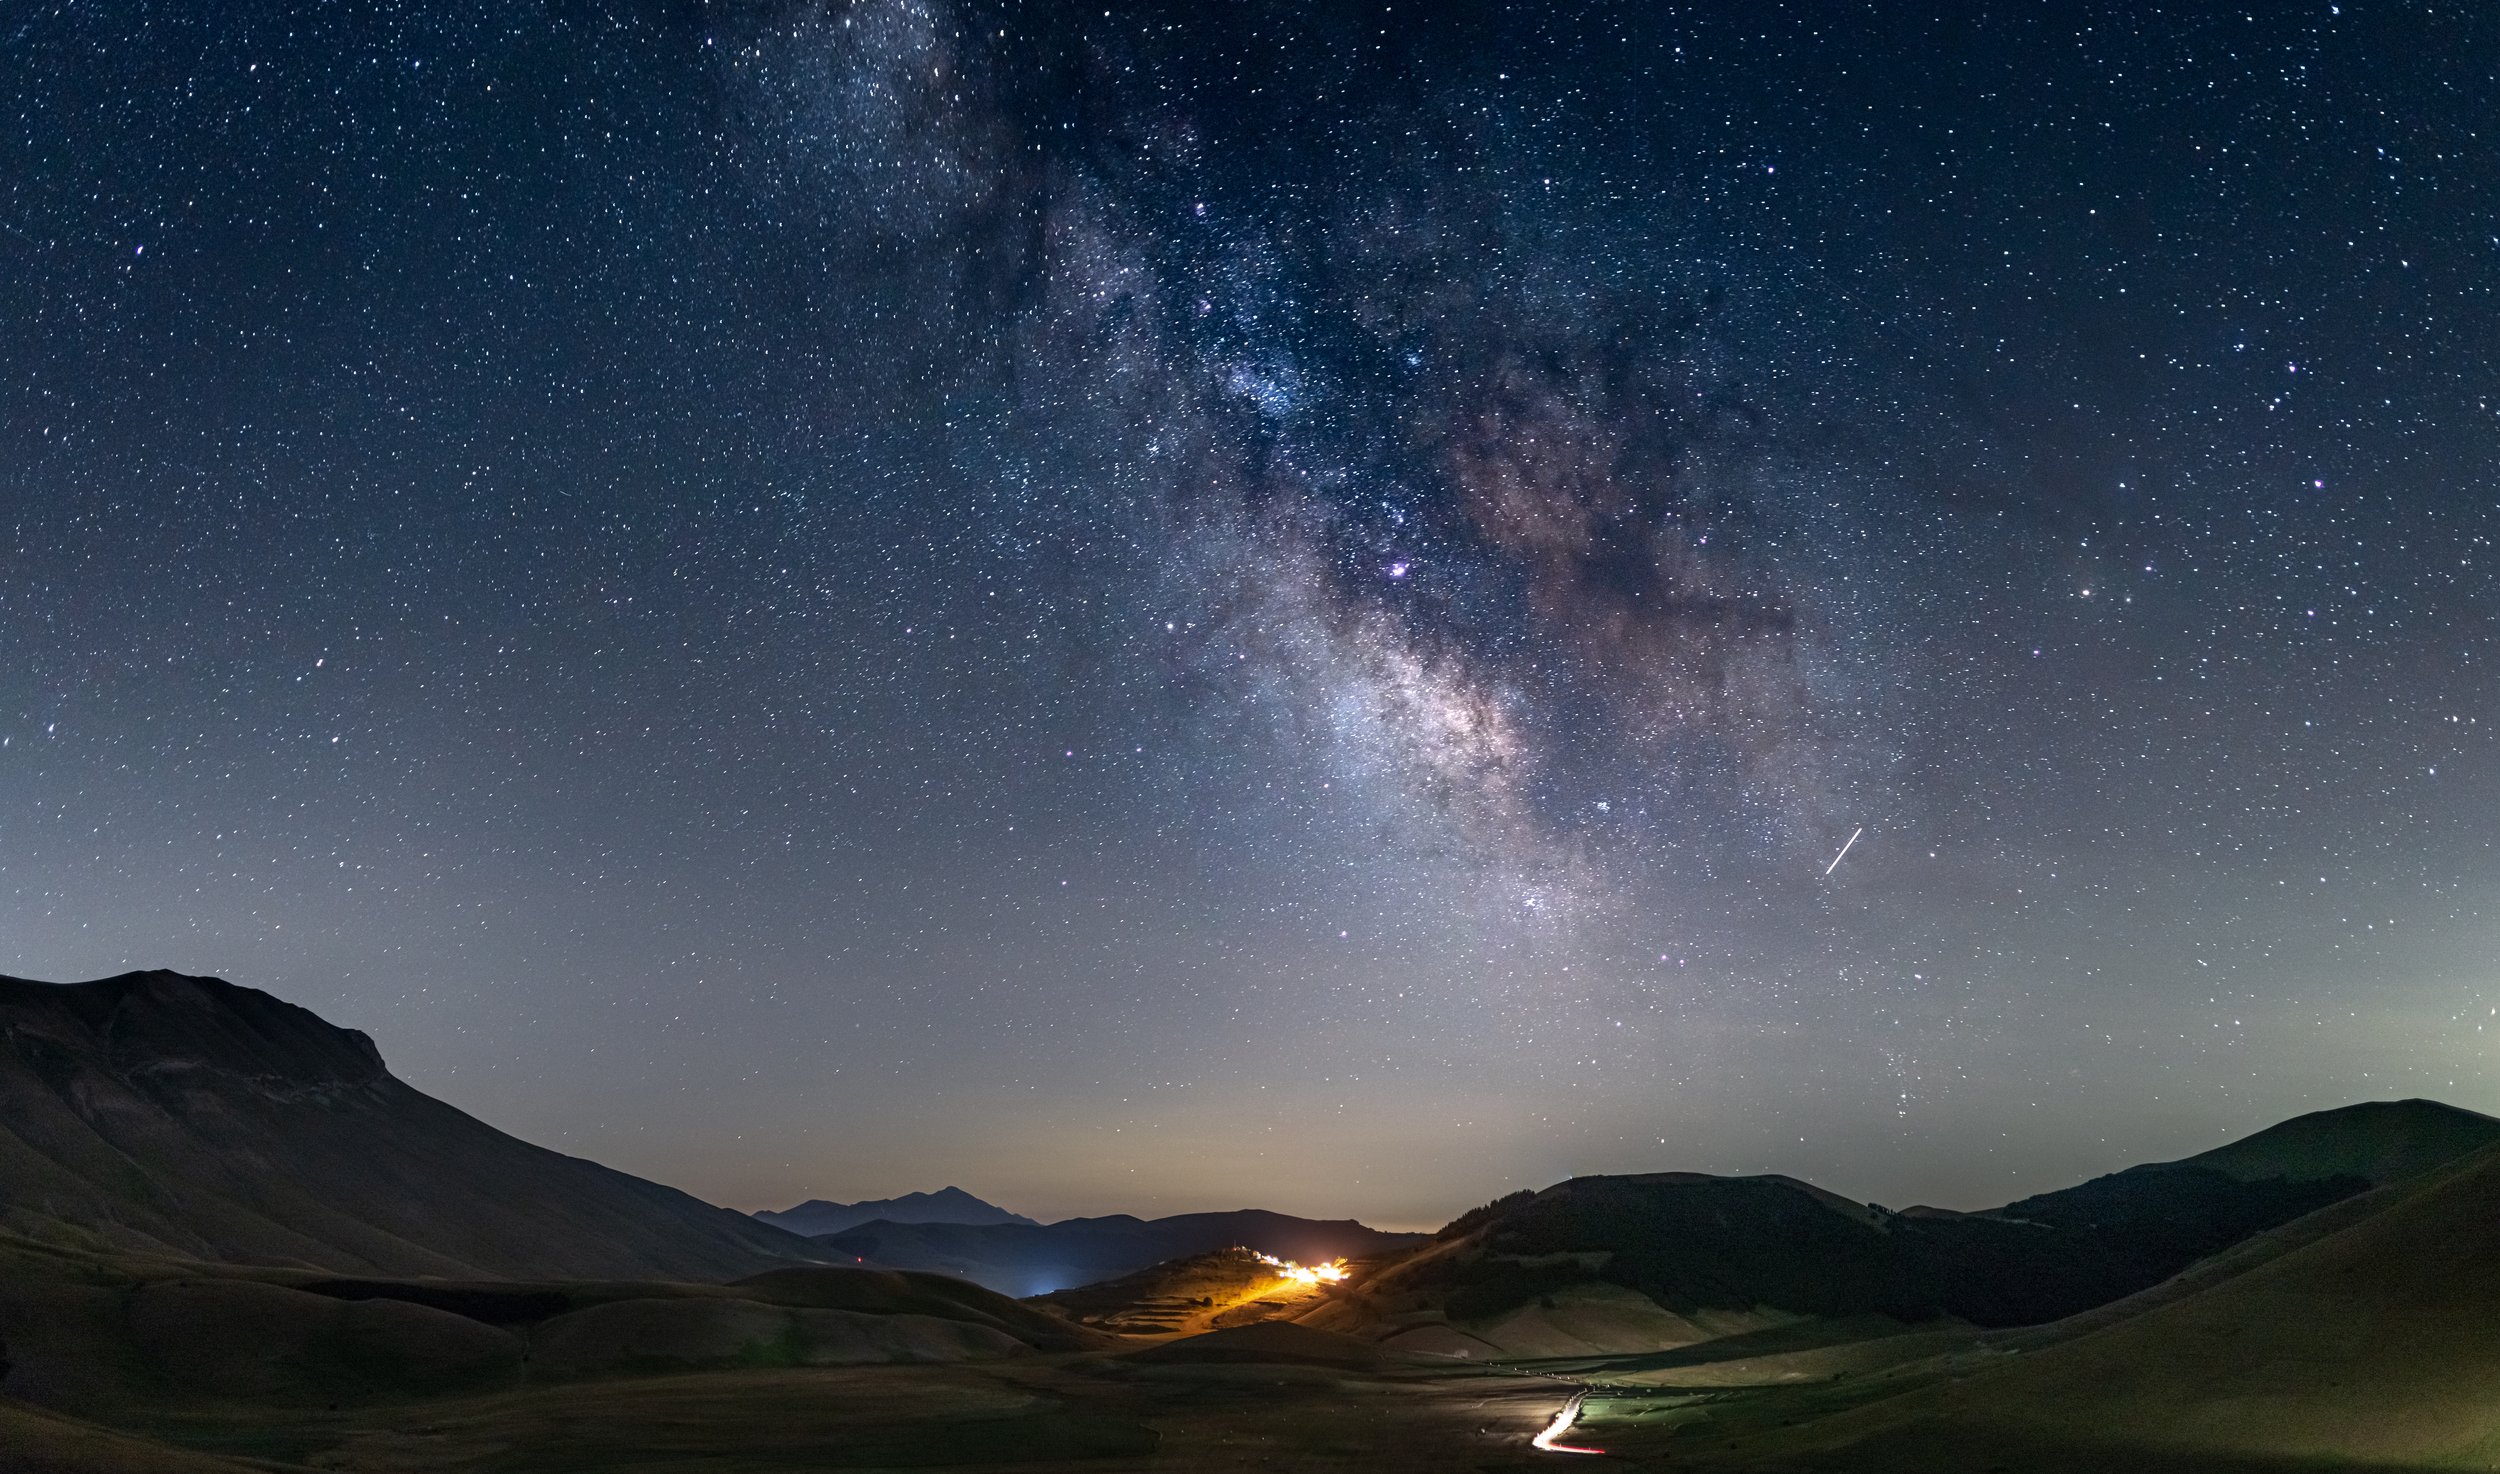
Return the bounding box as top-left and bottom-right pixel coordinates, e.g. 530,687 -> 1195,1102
1823,827 -> 1863,876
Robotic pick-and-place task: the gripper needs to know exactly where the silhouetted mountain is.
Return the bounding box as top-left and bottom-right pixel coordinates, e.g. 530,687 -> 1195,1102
822,1210 -> 1426,1297
756,1186 -> 1035,1237
1368,1171 -> 2344,1332
2170,1097 -> 2500,1186
0,970 -> 824,1281
1310,1100 -> 2500,1356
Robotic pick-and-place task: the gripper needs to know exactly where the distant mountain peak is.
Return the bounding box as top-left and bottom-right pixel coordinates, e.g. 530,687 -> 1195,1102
754,1187 -> 1036,1238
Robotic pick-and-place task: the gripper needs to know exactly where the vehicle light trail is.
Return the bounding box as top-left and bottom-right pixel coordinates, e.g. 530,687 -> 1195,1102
1823,826 -> 1863,875
1531,1392 -> 1602,1455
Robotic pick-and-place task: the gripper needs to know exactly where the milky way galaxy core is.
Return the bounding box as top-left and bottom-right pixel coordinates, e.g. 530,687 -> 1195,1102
6,0 -> 2498,1225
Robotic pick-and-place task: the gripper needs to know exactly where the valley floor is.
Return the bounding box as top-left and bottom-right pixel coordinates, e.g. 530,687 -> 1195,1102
25,1343 -> 2476,1474
27,1358 -> 1590,1474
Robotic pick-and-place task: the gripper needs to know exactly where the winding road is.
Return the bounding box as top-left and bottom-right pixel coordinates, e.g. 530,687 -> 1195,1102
1531,1391 -> 1604,1455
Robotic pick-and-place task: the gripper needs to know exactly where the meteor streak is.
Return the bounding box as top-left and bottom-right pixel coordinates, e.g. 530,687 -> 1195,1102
1823,826 -> 1864,875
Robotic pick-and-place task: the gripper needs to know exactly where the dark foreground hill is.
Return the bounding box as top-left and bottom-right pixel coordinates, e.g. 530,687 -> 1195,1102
755,1186 -> 1036,1238
1708,1134 -> 2500,1471
2169,1095 -> 2499,1185
0,970 -> 822,1281
825,1209 -> 1427,1297
1305,1099 -> 2500,1357
0,1230 -> 1101,1424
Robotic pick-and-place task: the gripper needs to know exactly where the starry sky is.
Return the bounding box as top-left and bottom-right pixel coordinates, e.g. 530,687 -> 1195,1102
5,0 -> 2498,1229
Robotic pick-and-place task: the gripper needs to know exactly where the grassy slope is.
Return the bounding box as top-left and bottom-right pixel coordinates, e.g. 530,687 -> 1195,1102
0,1225 -> 1586,1473
0,1402 -> 267,1474
108,1360 -> 1587,1474
0,1232 -> 1102,1438
1313,1102 -> 2500,1368
1704,1138 -> 2500,1471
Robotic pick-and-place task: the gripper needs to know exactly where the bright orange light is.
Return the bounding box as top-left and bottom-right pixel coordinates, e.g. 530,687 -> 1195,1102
1250,1250 -> 1348,1287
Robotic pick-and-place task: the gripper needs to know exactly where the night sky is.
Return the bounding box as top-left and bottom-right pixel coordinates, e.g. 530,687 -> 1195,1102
6,1 -> 2498,1228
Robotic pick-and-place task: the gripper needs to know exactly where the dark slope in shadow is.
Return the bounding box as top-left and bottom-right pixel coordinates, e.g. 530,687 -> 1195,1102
1693,1137 -> 2500,1471
0,969 -> 823,1281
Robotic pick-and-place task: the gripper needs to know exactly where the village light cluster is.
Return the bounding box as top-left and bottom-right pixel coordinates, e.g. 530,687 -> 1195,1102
1251,1250 -> 1349,1287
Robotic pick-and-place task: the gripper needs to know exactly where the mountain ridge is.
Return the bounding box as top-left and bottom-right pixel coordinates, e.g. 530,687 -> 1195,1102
756,1186 -> 1035,1237
2169,1096 -> 2499,1185
0,969 -> 823,1282
1297,1097 -> 2500,1358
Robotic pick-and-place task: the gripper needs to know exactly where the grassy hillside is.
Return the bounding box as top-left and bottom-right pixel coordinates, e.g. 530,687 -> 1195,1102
1311,1101 -> 2500,1363
0,1228 -> 1109,1474
1678,1138 -> 2500,1470
0,1229 -> 1563,1474
0,1401 -> 266,1474
1307,1165 -> 2355,1359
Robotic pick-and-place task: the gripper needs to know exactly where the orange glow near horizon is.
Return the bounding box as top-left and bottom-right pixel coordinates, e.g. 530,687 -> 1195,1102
1250,1250 -> 1349,1288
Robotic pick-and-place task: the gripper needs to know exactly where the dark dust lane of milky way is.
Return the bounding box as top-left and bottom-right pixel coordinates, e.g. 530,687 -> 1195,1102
4,1 -> 2497,1225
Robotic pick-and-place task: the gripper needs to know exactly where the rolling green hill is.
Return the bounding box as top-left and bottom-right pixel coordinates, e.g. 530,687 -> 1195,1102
1306,1100 -> 2500,1360
1714,1135 -> 2500,1470
0,1231 -> 1101,1418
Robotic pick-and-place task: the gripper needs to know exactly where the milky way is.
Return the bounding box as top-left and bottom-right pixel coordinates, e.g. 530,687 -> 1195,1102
5,0 -> 2499,1225
711,0 -> 1890,904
